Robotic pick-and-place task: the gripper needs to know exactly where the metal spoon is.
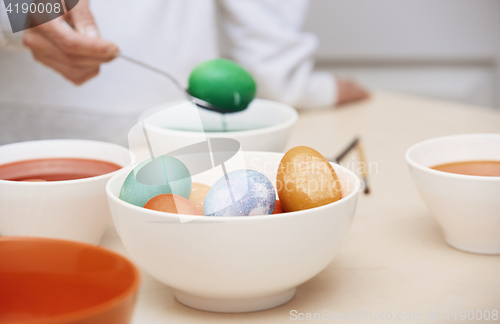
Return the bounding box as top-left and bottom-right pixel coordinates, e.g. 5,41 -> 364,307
58,21 -> 223,113
118,54 -> 226,113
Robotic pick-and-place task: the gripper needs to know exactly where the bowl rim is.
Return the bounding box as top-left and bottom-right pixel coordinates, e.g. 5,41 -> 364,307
140,99 -> 299,137
106,151 -> 361,221
0,139 -> 135,187
0,236 -> 140,324
405,133 -> 500,181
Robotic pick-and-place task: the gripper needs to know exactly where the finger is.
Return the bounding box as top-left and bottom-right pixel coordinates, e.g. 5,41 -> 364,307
349,82 -> 370,100
336,79 -> 370,106
32,53 -> 100,85
24,30 -> 113,67
36,18 -> 118,58
64,0 -> 99,38
357,87 -> 371,99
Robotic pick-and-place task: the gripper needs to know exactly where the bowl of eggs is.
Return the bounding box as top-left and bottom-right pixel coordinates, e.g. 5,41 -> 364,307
106,147 -> 360,313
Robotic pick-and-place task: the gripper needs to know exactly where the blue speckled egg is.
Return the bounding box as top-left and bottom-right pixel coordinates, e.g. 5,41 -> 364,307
119,156 -> 192,207
204,169 -> 275,216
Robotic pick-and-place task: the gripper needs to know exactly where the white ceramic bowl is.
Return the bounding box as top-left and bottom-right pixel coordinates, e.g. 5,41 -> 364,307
133,99 -> 298,160
406,134 -> 500,254
0,140 -> 134,244
106,152 -> 360,313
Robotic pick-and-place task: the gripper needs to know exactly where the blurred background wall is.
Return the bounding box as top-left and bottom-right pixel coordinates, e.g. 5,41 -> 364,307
302,0 -> 500,109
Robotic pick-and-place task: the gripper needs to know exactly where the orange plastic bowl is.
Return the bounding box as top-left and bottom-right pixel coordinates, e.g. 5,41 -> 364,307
0,237 -> 140,324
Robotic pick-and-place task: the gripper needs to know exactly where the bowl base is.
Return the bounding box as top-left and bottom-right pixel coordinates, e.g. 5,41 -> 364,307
174,288 -> 296,313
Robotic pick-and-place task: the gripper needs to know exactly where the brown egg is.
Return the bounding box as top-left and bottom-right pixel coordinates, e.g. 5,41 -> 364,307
277,146 -> 341,212
189,182 -> 211,213
144,194 -> 203,215
272,200 -> 285,214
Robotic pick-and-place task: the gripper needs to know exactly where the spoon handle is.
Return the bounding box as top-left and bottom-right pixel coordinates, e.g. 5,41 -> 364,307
118,54 -> 225,113
118,54 -> 188,98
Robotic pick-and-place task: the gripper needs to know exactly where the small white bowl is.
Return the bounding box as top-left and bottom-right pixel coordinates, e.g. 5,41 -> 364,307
0,140 -> 134,244
406,134 -> 500,254
134,99 -> 298,160
106,152 -> 360,313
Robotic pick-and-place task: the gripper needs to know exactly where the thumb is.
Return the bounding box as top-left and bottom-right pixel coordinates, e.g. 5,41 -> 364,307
66,0 -> 99,38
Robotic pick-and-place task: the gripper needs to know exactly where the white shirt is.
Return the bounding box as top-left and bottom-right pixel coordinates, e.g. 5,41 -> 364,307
0,0 -> 336,145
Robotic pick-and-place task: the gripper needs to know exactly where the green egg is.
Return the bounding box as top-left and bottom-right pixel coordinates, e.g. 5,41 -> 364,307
188,59 -> 257,112
119,156 -> 192,207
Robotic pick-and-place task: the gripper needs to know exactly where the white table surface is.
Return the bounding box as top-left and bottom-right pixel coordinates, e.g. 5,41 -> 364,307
100,91 -> 500,324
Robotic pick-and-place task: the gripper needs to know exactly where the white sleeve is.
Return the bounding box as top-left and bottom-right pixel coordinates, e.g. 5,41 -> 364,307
218,0 -> 337,109
0,2 -> 25,50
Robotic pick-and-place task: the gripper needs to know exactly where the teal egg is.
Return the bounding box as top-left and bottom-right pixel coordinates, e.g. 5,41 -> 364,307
119,156 -> 192,207
188,59 -> 257,113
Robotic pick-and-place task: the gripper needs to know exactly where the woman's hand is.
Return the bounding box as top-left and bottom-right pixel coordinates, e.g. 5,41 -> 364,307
336,79 -> 370,106
23,0 -> 118,85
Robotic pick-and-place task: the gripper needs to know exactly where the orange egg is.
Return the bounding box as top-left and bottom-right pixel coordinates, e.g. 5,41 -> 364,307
272,200 -> 285,214
277,146 -> 341,212
144,194 -> 203,215
189,182 -> 211,213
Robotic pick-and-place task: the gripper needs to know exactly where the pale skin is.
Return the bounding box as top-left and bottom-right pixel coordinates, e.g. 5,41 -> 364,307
23,0 -> 369,104
23,0 -> 118,85
336,79 -> 370,106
